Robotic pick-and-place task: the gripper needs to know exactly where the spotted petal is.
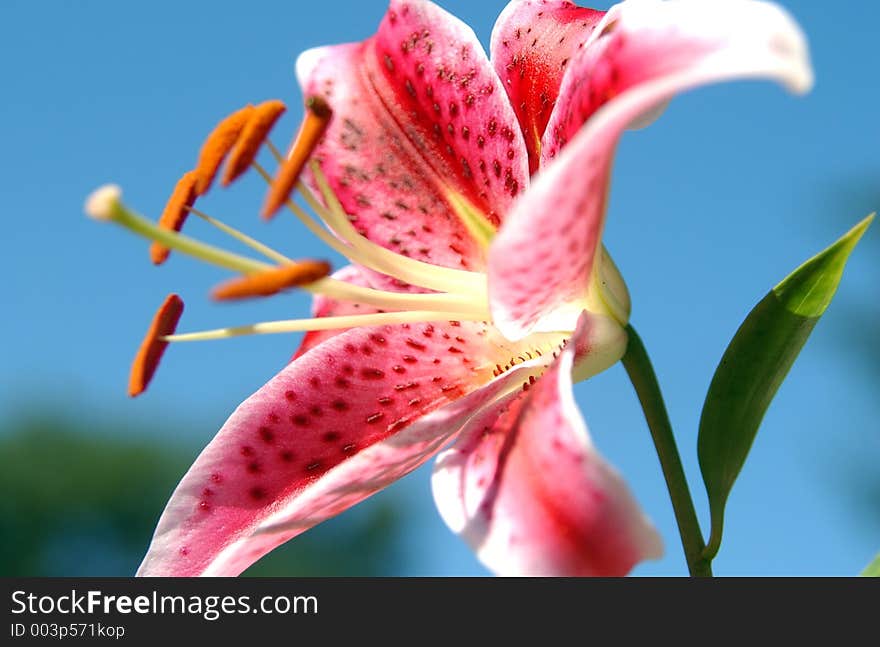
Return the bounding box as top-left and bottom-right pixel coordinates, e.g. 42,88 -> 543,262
296,0 -> 528,286
137,319 -> 539,576
491,0 -> 605,172
489,0 -> 812,339
293,265 -> 378,360
432,318 -> 661,576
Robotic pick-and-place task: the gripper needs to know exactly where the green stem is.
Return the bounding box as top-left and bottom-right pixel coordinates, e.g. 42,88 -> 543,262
621,324 -> 712,577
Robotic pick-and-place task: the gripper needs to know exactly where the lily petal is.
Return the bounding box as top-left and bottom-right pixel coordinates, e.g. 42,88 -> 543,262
489,0 -> 812,339
296,0 -> 528,284
432,317 -> 662,576
137,319 -> 537,576
543,0 -> 812,162
491,0 -> 605,172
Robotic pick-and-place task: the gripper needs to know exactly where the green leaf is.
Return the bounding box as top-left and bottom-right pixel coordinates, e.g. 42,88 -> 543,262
861,553 -> 880,577
698,214 -> 874,560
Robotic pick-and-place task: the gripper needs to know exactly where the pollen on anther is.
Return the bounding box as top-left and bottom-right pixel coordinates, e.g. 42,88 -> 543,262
222,100 -> 287,187
127,294 -> 184,397
150,171 -> 199,266
211,260 -> 331,300
194,104 -> 255,195
262,96 -> 333,220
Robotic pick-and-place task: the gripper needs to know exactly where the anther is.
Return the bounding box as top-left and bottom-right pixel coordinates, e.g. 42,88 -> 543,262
222,100 -> 287,187
150,171 -> 199,265
194,104 -> 255,195
129,294 -> 185,397
211,260 -> 331,301
262,96 -> 332,220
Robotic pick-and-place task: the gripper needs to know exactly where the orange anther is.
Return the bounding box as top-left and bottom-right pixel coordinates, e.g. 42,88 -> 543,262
194,104 -> 255,195
221,100 -> 287,187
128,294 -> 185,397
150,171 -> 199,265
211,260 -> 331,301
262,96 -> 332,220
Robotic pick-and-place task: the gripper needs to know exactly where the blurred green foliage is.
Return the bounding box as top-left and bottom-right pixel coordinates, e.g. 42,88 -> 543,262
0,412 -> 407,576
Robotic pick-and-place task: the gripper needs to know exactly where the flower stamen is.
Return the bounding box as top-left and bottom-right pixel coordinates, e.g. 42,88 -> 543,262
194,104 -> 255,195
183,203 -> 486,314
222,100 -> 287,187
151,171 -> 199,265
129,293 -> 184,397
262,96 -> 332,220
86,186 -> 489,317
252,155 -> 488,297
250,159 -> 348,253
162,310 -> 489,343
211,260 -> 332,301
307,278 -> 489,317
187,206 -> 293,265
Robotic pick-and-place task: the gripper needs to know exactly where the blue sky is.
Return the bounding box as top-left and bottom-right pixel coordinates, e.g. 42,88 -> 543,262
2,0 -> 877,575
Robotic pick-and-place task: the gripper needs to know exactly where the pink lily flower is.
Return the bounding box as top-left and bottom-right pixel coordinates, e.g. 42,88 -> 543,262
91,0 -> 810,576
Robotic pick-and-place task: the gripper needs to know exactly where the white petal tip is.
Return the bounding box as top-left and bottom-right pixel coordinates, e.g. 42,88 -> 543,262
295,47 -> 327,87
782,52 -> 814,96
766,15 -> 814,95
787,66 -> 814,96
84,184 -> 122,221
